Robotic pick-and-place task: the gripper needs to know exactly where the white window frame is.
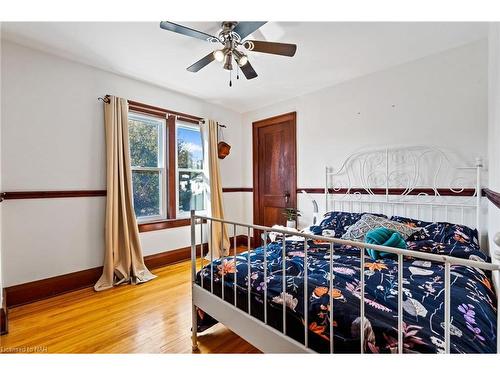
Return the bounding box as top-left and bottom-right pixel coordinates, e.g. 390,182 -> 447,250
129,111 -> 167,223
176,120 -> 207,218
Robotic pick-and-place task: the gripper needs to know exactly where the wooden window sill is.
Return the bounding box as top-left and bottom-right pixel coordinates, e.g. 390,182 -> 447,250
138,217 -> 206,233
138,218 -> 191,233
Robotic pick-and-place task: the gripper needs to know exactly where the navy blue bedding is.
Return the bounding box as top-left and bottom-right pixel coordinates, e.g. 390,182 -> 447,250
309,211 -> 387,237
195,216 -> 497,353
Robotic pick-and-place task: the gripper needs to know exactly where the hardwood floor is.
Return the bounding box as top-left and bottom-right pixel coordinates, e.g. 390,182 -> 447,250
0,260 -> 260,354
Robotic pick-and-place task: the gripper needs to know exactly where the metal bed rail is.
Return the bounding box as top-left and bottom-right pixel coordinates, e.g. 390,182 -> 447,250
190,212 -> 500,354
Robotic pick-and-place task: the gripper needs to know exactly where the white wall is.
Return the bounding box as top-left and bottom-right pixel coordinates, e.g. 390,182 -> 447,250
241,40 -> 488,228
488,24 -> 500,260
0,40 -> 245,286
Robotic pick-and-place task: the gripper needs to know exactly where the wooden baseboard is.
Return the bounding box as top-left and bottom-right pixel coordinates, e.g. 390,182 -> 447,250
4,235 -> 252,309
5,267 -> 103,308
1,289 -> 8,335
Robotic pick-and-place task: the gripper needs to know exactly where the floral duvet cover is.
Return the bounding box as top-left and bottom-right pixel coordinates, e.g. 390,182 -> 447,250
195,224 -> 497,353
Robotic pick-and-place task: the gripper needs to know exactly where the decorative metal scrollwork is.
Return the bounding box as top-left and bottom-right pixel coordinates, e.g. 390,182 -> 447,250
325,145 -> 483,229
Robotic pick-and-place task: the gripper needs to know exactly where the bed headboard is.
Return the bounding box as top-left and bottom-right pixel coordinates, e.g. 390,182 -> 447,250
325,145 -> 483,239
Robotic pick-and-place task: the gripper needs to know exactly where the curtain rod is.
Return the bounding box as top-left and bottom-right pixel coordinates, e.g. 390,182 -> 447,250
98,95 -> 226,127
98,95 -> 202,122
199,119 -> 227,128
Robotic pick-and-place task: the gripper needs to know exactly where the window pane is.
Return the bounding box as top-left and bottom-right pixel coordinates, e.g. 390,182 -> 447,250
132,170 -> 161,218
129,114 -> 162,167
178,171 -> 205,215
177,124 -> 203,169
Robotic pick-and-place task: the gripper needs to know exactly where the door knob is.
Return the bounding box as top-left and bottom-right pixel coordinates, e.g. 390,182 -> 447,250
284,192 -> 290,204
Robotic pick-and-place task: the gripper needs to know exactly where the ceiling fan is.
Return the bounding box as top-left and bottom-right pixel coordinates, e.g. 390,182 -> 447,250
159,21 -> 297,86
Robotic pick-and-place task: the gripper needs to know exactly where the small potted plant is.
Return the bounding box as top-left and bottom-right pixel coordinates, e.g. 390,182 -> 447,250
283,207 -> 301,228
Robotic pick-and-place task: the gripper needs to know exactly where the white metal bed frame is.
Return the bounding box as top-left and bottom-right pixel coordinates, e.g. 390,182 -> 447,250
190,146 -> 500,354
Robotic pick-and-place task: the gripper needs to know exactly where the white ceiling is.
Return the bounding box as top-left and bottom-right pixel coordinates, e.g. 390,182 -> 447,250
1,22 -> 488,113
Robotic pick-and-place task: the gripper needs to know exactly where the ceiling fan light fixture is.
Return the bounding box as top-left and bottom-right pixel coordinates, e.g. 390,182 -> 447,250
233,49 -> 248,67
213,49 -> 225,62
223,52 -> 233,70
159,21 -> 296,82
238,55 -> 248,66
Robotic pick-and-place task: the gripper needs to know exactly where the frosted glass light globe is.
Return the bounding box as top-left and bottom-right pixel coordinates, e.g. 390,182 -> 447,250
213,50 -> 225,62
238,55 -> 248,66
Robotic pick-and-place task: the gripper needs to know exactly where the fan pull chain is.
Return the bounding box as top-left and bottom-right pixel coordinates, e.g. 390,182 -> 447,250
229,69 -> 232,87
236,65 -> 240,80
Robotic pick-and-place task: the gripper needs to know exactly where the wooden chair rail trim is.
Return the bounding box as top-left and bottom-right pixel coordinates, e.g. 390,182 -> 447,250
300,187 -> 482,196
484,188 -> 500,209
1,190 -> 107,199
222,187 -> 254,192
0,187 -> 485,204
1,188 -> 255,200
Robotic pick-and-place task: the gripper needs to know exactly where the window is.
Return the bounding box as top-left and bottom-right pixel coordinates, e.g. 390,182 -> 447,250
128,108 -> 206,226
177,121 -> 205,217
128,113 -> 166,222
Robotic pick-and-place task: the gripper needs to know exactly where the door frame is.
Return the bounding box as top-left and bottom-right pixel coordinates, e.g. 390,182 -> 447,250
252,112 -> 297,231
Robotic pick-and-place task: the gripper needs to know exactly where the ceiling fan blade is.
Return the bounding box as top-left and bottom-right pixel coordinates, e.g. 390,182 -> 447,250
160,21 -> 218,42
244,40 -> 297,57
240,61 -> 258,80
187,53 -> 215,72
233,22 -> 267,40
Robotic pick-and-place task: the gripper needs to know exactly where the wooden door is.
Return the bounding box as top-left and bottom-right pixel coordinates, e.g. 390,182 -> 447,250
253,112 -> 297,243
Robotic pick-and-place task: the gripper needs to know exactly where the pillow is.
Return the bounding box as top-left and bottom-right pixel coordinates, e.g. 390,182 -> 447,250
390,215 -> 479,247
341,214 -> 421,242
365,227 -> 406,260
309,211 -> 387,237
389,216 -> 432,228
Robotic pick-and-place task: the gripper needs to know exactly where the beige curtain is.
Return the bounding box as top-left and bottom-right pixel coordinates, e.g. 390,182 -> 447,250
95,96 -> 156,291
203,119 -> 230,258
